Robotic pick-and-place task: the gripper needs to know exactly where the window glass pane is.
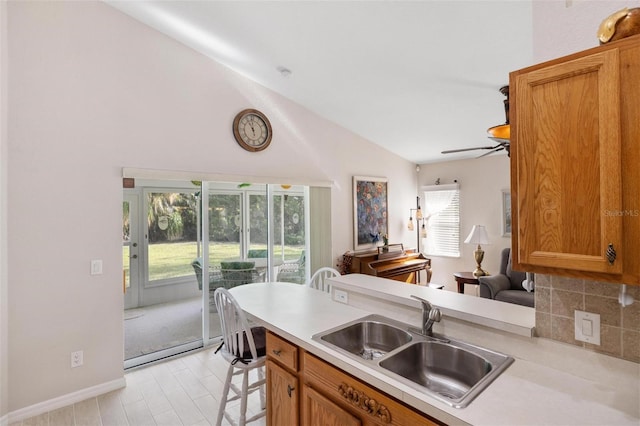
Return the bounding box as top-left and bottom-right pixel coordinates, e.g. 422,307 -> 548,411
123,200 -> 130,289
249,193 -> 267,255
208,193 -> 241,266
282,194 -> 305,261
273,190 -> 306,284
147,191 -> 199,282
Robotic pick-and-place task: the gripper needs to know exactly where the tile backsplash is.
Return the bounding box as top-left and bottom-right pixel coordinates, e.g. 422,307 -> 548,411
535,275 -> 640,363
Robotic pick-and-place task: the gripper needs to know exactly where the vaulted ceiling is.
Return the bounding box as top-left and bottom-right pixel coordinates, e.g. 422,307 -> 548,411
106,1 -> 534,164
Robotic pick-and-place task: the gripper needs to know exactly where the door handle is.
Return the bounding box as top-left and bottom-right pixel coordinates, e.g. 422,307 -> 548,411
606,243 -> 616,265
287,384 -> 295,397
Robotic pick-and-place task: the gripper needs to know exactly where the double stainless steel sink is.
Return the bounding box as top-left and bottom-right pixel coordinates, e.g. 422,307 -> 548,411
312,314 -> 513,408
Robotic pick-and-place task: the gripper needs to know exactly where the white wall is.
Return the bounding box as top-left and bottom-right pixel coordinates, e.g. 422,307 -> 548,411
5,1 -> 417,414
532,0 -> 640,63
418,155 -> 511,292
1,0 -> 8,422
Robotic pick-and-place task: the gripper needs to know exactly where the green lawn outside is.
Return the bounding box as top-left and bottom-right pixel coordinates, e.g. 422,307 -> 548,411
123,241 -> 304,282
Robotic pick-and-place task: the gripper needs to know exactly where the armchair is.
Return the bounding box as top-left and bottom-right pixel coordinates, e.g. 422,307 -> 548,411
191,258 -> 225,308
478,248 -> 534,308
220,261 -> 265,288
276,250 -> 305,284
247,249 -> 268,259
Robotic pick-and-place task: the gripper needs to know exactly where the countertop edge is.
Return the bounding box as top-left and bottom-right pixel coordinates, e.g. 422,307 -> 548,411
229,281 -> 640,426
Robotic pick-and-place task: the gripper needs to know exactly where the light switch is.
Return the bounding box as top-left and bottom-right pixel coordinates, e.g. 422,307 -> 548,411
90,260 -> 103,275
575,310 -> 600,345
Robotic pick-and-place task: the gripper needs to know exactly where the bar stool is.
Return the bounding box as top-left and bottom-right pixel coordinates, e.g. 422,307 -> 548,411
308,267 -> 340,292
213,288 -> 266,426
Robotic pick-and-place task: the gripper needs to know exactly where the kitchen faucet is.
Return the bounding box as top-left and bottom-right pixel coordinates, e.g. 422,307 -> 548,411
411,295 -> 442,336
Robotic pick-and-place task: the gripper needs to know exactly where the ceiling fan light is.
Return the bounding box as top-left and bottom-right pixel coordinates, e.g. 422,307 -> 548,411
487,123 -> 510,140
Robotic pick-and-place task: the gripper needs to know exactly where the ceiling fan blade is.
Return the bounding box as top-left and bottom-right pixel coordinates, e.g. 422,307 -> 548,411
441,145 -> 499,154
476,147 -> 504,158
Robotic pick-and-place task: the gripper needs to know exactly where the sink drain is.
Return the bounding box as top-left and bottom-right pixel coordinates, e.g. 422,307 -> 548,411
359,349 -> 385,360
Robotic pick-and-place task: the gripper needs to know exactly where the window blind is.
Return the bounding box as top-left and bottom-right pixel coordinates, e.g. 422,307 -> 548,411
422,184 -> 460,257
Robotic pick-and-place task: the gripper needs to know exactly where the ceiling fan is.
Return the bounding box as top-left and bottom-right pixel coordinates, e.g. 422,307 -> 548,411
442,85 -> 510,158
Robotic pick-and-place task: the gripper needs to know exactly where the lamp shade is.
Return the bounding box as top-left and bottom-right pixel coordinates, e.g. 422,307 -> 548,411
487,123 -> 510,141
464,225 -> 490,245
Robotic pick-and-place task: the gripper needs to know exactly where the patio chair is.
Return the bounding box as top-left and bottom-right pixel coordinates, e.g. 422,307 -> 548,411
247,249 -> 268,258
276,250 -> 305,284
191,258 -> 225,307
220,261 -> 265,288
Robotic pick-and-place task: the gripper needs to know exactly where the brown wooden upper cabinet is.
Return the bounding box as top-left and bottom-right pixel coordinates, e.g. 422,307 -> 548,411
509,34 -> 640,285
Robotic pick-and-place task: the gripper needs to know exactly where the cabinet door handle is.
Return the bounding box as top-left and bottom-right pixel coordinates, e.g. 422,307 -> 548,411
272,349 -> 281,356
606,243 -> 617,265
287,384 -> 295,397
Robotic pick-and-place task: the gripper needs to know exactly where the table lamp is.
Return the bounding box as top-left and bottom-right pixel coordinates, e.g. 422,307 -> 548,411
464,225 -> 490,278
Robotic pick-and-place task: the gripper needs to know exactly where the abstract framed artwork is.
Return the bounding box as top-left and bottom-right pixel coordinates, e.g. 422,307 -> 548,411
502,189 -> 512,237
353,176 -> 388,250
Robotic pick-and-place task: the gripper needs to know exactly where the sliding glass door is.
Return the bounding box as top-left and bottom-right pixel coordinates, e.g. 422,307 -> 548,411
123,179 -> 317,367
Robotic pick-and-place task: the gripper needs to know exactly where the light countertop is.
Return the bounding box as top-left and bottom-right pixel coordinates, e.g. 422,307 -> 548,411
229,280 -> 640,425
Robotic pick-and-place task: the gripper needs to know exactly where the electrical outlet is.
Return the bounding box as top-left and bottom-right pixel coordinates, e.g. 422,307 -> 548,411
71,350 -> 84,368
334,289 -> 348,304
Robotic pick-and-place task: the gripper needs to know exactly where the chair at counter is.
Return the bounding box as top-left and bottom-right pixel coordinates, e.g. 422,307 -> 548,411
214,287 -> 266,426
308,267 -> 340,292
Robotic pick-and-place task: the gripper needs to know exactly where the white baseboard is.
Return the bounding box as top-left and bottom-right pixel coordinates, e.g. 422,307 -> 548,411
8,377 -> 125,423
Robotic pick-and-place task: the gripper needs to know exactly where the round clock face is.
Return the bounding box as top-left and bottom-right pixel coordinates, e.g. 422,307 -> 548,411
233,109 -> 273,152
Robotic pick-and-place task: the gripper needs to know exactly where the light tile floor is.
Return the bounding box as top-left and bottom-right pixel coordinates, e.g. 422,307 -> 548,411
11,347 -> 266,426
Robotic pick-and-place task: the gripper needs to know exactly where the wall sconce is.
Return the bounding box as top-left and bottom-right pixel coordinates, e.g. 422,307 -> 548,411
464,225 -> 490,278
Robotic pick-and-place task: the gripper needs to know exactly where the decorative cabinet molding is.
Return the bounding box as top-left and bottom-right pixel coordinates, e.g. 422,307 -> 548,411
510,34 -> 640,284
338,382 -> 392,423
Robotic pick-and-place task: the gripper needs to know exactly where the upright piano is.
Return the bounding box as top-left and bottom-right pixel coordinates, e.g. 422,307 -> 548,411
348,244 -> 432,284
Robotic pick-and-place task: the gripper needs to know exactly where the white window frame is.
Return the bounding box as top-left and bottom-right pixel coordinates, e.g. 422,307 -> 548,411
422,184 -> 460,258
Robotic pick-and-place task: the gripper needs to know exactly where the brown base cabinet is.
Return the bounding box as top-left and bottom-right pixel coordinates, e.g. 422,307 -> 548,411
266,331 -> 441,426
266,332 -> 300,426
266,360 -> 299,426
302,385 -> 361,426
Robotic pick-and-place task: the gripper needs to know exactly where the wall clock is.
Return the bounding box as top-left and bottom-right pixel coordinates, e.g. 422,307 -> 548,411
232,109 -> 273,152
